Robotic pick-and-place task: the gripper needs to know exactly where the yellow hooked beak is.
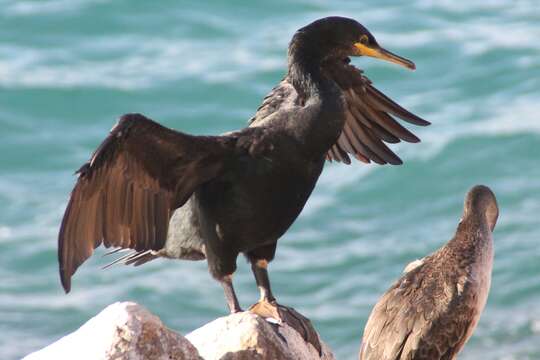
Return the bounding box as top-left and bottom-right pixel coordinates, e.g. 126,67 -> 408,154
353,43 -> 416,70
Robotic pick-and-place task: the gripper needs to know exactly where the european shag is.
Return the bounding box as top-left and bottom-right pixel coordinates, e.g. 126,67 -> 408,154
58,16 -> 428,347
359,185 -> 498,360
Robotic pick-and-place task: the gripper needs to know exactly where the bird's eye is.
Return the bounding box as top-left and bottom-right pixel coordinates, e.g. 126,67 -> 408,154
359,35 -> 369,44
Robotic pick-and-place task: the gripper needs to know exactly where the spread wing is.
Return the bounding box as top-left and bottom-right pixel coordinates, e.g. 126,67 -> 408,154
249,59 -> 429,165
324,61 -> 430,165
58,113 -> 236,292
359,260 -> 476,360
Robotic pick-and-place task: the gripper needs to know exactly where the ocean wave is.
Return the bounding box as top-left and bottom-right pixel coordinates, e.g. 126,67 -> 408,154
2,0 -> 109,16
1,3 -> 539,359
0,226 -> 12,241
0,33 -> 285,90
390,89 -> 540,165
376,20 -> 540,60
416,0 -> 536,14
1,1 -> 538,94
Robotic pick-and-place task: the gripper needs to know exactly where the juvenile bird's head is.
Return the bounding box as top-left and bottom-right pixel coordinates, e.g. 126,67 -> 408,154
463,185 -> 499,232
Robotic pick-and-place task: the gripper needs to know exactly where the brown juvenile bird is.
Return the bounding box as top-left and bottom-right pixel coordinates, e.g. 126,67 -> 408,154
58,16 -> 428,347
359,185 -> 498,360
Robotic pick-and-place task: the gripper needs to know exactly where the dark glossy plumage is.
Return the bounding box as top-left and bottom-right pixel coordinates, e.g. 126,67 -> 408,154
58,17 -> 428,327
58,116 -> 270,290
359,185 -> 499,360
251,59 -> 428,165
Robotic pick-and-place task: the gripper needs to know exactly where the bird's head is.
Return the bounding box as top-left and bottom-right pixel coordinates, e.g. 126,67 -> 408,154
291,16 -> 415,70
463,185 -> 499,232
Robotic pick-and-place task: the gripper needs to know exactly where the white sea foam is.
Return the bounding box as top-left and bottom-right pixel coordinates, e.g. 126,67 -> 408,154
0,33 -> 284,90
1,0 -> 538,95
532,319 -> 540,333
446,22 -> 540,56
395,88 -> 540,166
3,0 -> 110,16
379,22 -> 540,59
416,0 -> 528,13
471,97 -> 540,135
374,0 -> 540,60
0,226 -> 12,241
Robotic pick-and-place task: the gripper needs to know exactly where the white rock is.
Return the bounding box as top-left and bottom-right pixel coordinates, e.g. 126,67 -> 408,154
23,302 -> 200,360
24,302 -> 335,360
186,312 -> 335,360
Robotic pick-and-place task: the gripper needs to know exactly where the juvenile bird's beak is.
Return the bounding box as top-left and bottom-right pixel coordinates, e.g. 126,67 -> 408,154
353,43 -> 416,70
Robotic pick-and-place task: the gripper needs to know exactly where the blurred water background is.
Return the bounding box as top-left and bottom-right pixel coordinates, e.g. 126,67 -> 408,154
1,0 -> 539,359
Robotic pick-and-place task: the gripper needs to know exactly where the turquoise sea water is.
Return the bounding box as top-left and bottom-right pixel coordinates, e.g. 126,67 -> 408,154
1,1 -> 539,359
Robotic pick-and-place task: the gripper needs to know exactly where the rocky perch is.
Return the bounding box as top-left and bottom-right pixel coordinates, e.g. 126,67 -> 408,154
24,302 -> 335,360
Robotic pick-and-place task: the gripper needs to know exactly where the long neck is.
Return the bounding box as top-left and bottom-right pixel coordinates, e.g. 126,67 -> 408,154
287,37 -> 345,155
445,217 -> 493,269
288,37 -> 341,102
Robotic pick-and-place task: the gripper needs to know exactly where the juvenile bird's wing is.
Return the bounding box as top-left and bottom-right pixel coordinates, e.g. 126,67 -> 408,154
58,113 -> 262,292
359,259 -> 476,360
324,60 -> 429,165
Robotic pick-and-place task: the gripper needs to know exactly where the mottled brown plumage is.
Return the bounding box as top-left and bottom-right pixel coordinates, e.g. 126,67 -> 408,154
359,185 -> 498,360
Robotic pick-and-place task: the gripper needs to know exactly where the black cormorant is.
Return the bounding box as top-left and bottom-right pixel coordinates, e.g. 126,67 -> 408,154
58,16 -> 428,346
359,185 -> 498,360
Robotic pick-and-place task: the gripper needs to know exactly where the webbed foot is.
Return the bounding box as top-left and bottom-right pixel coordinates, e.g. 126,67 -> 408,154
248,298 -> 321,355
